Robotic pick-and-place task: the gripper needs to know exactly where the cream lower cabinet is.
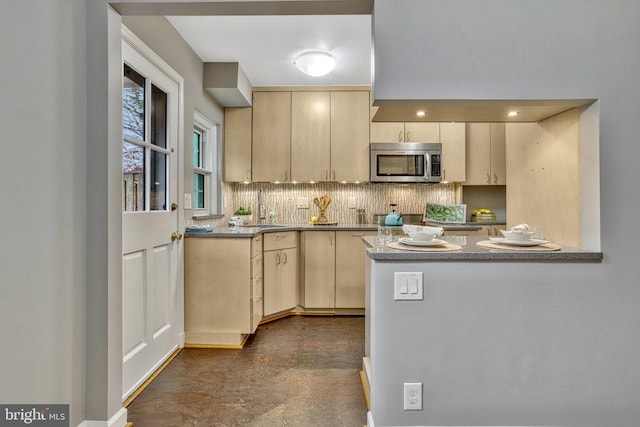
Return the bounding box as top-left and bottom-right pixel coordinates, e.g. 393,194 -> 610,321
302,231 -> 336,309
335,231 -> 377,309
263,232 -> 298,316
302,230 -> 375,310
184,235 -> 263,346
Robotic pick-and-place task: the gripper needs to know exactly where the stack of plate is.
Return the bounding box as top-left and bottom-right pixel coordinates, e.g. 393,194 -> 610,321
398,237 -> 447,247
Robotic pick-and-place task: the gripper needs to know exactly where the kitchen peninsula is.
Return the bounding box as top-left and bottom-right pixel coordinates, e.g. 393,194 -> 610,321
361,235 -> 602,427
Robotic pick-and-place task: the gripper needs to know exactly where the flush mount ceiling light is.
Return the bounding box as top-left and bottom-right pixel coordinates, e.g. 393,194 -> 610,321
507,111 -> 519,117
416,111 -> 426,117
294,51 -> 336,77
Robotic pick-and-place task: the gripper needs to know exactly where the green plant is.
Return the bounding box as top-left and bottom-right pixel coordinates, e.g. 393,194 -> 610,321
234,206 -> 252,215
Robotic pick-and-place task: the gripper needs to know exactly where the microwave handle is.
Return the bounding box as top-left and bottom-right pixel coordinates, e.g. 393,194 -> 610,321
425,154 -> 431,179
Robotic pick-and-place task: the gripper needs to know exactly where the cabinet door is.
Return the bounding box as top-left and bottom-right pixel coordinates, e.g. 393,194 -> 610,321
490,123 -> 506,185
335,231 -> 375,309
263,250 -> 282,316
281,248 -> 298,311
465,123 -> 492,185
440,122 -> 466,182
370,121 -> 405,142
291,92 -> 330,182
223,107 -> 252,182
303,231 -> 336,308
404,122 -> 440,142
331,91 -> 370,182
252,92 -> 291,182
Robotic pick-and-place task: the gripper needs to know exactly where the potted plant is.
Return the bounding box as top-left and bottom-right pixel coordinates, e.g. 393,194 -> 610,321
233,206 -> 253,224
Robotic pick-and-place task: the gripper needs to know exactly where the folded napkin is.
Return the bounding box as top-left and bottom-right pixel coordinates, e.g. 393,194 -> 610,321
510,223 -> 531,233
402,224 -> 444,236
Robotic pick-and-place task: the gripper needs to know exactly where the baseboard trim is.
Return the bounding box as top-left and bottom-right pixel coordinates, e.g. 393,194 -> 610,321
184,333 -> 249,350
359,370 -> 370,411
123,348 -> 182,408
78,407 -> 127,427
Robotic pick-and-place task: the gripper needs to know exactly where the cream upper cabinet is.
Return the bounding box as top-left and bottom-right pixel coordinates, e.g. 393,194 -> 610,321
465,123 -> 506,185
370,119 -> 440,143
330,91 -> 370,182
291,92 -> 331,182
335,231 -> 376,309
440,122 -> 466,182
252,92 -> 291,182
223,107 -> 252,182
302,231 -> 336,309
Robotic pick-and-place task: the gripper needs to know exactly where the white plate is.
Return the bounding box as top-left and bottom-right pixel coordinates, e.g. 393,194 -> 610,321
489,237 -> 550,247
398,237 -> 447,247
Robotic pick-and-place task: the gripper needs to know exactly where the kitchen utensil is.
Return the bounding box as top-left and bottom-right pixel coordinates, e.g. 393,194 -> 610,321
384,204 -> 402,226
313,195 -> 332,223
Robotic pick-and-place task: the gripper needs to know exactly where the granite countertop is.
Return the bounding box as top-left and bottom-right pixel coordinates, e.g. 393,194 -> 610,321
185,222 -> 484,238
362,235 -> 603,261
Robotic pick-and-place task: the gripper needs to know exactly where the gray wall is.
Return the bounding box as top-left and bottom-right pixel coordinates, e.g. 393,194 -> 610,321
371,0 -> 640,426
0,0 -> 87,424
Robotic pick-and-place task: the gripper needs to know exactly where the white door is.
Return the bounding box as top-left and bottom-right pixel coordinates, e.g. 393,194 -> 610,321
121,39 -> 181,400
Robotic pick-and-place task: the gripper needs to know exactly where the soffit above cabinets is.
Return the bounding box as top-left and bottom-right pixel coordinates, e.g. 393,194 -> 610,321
372,99 -> 596,123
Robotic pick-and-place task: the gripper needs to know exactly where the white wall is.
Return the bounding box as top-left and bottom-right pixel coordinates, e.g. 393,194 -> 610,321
371,0 -> 640,426
0,0 -> 87,424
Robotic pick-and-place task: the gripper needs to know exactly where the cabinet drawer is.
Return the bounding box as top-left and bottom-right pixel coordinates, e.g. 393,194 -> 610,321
251,235 -> 263,258
251,253 -> 263,279
264,231 -> 297,251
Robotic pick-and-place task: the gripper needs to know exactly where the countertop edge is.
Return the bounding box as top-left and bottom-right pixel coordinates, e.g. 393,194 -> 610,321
362,236 -> 603,262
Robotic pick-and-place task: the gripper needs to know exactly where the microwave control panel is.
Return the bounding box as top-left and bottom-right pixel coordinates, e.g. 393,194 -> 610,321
430,154 -> 442,178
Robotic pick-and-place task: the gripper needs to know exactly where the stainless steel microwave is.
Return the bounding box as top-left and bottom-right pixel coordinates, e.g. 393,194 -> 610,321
370,142 -> 442,183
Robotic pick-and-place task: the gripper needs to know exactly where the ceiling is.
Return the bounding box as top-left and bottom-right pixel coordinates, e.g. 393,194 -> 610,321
166,14 -> 372,87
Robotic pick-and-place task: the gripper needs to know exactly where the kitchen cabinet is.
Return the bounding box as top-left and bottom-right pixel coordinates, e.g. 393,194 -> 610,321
252,91 -> 291,182
335,231 -> 377,309
302,231 -> 336,309
291,92 -> 331,182
290,90 -> 370,182
465,123 -> 506,185
370,120 -> 440,143
263,231 -> 298,316
223,107 -> 252,182
184,235 -> 263,345
331,91 -> 370,182
440,122 -> 466,182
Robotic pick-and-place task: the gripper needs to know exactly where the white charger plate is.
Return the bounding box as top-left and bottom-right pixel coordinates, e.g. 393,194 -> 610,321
489,237 -> 550,247
398,237 -> 447,247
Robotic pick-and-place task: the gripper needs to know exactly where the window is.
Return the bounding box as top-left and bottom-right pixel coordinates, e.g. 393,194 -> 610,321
122,63 -> 170,212
192,111 -> 219,216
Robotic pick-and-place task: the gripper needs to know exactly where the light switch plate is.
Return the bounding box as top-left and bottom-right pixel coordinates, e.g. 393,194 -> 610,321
184,193 -> 192,209
348,196 -> 357,209
394,272 -> 423,300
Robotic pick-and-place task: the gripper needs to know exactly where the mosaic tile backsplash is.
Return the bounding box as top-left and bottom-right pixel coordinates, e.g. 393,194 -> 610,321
207,182 -> 456,225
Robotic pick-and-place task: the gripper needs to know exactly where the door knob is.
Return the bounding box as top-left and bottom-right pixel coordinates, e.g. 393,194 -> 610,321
171,232 -> 182,241
171,202 -> 178,211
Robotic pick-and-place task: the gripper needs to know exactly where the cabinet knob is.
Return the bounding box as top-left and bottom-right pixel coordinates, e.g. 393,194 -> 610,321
493,173 -> 498,184
398,131 -> 403,142
406,131 -> 411,141
486,173 -> 491,184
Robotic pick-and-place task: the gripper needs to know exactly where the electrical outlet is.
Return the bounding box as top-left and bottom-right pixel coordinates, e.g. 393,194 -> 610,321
297,197 -> 309,209
404,382 -> 422,410
348,196 -> 357,209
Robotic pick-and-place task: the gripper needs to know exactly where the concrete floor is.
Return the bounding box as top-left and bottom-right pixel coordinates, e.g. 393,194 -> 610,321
126,315 -> 368,426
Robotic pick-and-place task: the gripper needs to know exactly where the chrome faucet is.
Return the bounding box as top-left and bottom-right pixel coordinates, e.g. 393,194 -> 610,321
257,190 -> 266,224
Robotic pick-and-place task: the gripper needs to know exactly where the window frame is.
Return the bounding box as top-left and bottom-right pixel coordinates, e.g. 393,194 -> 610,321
192,110 -> 219,217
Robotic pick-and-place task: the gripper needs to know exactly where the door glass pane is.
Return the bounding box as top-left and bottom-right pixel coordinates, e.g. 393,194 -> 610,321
194,173 -> 205,209
150,150 -> 167,211
123,64 -> 145,141
123,141 -> 145,211
193,131 -> 202,168
151,84 -> 167,148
